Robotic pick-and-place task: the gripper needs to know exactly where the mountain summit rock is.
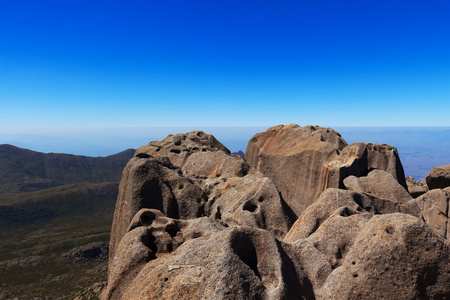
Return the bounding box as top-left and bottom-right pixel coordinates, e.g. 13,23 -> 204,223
102,125 -> 449,300
245,124 -> 407,217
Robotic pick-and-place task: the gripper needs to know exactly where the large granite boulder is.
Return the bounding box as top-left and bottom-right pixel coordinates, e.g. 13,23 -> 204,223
317,213 -> 450,299
284,188 -> 450,299
103,127 -> 450,300
207,174 -> 293,239
245,124 -> 348,216
422,164 -> 450,190
343,169 -> 413,204
107,131 -> 295,291
245,124 -> 407,217
406,176 -> 428,198
104,209 -> 226,299
115,226 -> 314,300
135,130 -> 230,168
109,156 -> 208,264
416,187 -> 450,240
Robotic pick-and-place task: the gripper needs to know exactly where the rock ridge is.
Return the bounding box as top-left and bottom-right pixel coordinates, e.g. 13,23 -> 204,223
102,125 -> 450,300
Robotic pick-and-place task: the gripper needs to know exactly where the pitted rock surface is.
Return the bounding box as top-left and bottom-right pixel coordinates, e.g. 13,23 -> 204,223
103,127 -> 450,300
207,174 -> 294,239
107,130 -> 295,295
135,130 -> 230,168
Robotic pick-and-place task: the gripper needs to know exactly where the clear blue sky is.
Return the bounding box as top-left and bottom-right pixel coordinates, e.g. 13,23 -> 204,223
1,0 -> 450,133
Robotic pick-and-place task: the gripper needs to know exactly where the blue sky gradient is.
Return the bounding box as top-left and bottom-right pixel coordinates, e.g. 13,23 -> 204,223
1,0 -> 450,131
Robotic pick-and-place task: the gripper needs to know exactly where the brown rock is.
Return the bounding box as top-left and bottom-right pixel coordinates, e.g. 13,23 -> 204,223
423,164 -> 450,190
119,226 -> 314,300
343,169 -> 413,204
104,209 -> 225,299
181,150 -> 251,179
416,187 -> 450,240
107,130 -> 298,297
318,214 -> 450,299
284,189 -> 367,242
245,124 -> 348,216
207,174 -> 294,239
406,176 -> 428,198
284,191 -> 450,299
109,156 -> 207,269
284,186 -> 420,244
245,124 -> 407,217
104,128 -> 450,300
135,131 -> 230,168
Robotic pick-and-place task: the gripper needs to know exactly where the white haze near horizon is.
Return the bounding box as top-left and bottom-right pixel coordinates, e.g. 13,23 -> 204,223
1,126 -> 449,181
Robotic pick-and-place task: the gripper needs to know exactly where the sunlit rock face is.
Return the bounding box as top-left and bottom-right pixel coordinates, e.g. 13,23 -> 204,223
245,124 -> 407,217
102,126 -> 450,300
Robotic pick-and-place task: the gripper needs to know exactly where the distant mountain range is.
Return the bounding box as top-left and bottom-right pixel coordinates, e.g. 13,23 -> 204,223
0,145 -> 136,298
0,144 -> 136,228
0,144 -> 135,194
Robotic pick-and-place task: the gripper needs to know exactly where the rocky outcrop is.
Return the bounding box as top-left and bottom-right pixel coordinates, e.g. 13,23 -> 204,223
114,225 -> 315,300
245,124 -> 407,217
103,126 -> 450,300
65,242 -> 108,262
343,169 -> 412,204
135,131 -> 230,168
284,187 -> 449,299
412,166 -> 450,240
406,176 -> 428,198
422,164 -> 450,190
416,187 -> 450,240
107,130 -> 295,292
245,124 -> 348,216
105,209 -> 226,299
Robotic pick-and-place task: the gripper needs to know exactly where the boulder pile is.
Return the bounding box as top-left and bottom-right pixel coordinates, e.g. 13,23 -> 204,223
101,125 -> 450,300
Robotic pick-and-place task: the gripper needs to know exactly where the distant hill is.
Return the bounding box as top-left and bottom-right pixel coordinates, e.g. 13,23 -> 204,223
0,146 -> 135,298
232,150 -> 245,158
0,145 -> 135,194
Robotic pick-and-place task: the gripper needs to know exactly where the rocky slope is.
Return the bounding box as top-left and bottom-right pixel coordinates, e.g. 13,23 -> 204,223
102,125 -> 450,300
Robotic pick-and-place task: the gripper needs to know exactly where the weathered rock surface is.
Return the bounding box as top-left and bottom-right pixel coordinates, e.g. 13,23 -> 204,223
317,213 -> 450,299
344,169 -> 413,204
104,209 -> 225,299
284,189 -> 450,299
108,130 -> 295,288
416,187 -> 450,240
103,126 -> 450,300
245,124 -> 407,217
118,226 -> 314,300
406,176 -> 429,198
207,174 -> 293,239
135,130 -> 230,168
109,156 -> 208,263
245,124 -> 348,216
423,164 -> 450,190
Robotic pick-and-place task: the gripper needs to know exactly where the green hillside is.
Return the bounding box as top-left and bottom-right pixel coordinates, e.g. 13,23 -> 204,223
0,146 -> 134,299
